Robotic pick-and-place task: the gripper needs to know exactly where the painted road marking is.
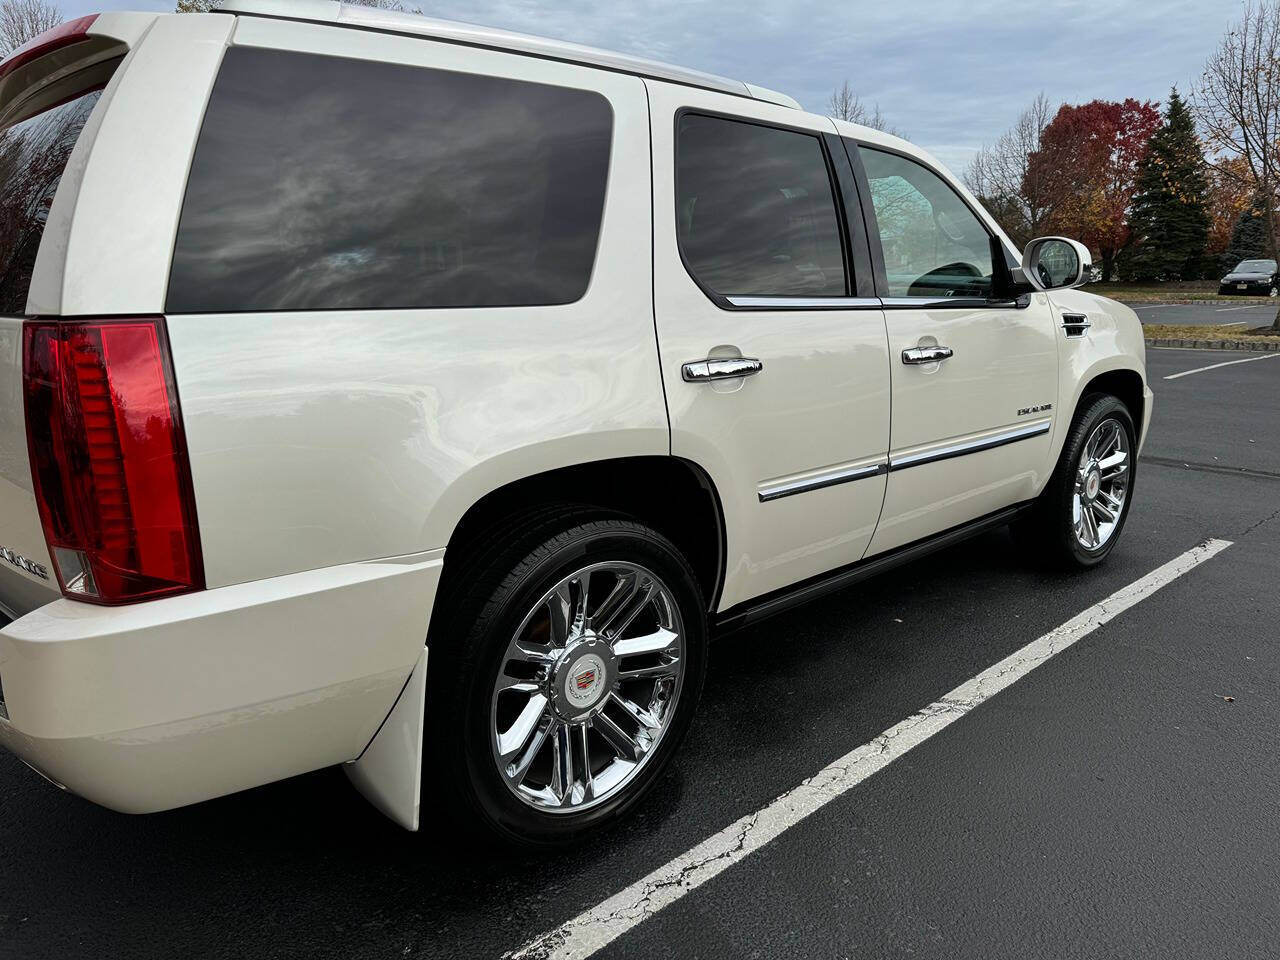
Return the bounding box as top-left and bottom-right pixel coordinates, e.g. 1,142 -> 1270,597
508,539 -> 1235,960
1164,353 -> 1280,380
1216,304 -> 1269,312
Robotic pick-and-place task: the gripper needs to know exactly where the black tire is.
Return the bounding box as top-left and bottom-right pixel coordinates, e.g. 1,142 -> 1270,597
1014,393 -> 1137,569
424,511 -> 707,847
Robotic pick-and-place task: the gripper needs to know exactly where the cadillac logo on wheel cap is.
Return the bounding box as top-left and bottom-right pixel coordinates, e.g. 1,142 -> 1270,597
564,653 -> 607,709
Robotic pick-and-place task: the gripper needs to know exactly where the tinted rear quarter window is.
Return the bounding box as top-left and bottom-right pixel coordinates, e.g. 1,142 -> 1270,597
0,89 -> 103,315
675,114 -> 846,299
168,47 -> 613,313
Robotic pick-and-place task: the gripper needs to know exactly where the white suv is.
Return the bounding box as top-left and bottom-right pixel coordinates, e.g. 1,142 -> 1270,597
0,0 -> 1151,845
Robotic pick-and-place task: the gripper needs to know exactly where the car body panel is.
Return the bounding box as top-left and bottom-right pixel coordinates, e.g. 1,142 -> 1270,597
867,294 -> 1059,556
28,13 -> 233,316
1046,288 -> 1151,451
646,81 -> 892,612
0,549 -> 440,812
168,17 -> 665,588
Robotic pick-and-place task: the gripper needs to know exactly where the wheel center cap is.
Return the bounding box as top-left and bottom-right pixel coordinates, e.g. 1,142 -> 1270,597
550,636 -> 614,718
564,653 -> 607,708
1085,468 -> 1101,501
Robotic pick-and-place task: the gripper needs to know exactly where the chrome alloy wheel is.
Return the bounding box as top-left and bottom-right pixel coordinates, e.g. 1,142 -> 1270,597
1073,417 -> 1130,551
489,561 -> 685,813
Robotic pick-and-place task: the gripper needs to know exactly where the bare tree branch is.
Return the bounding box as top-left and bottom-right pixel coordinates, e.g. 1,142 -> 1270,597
826,79 -> 902,137
0,0 -> 63,56
963,92 -> 1055,247
1194,0 -> 1280,262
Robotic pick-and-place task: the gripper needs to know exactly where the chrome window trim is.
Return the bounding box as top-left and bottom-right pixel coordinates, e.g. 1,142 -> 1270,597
879,296 -> 1024,310
727,296 -> 883,310
758,461 -> 887,502
889,419 -> 1052,471
724,296 -> 1029,311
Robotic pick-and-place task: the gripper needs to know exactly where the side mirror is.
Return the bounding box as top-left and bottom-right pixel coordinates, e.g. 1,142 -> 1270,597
1022,237 -> 1092,291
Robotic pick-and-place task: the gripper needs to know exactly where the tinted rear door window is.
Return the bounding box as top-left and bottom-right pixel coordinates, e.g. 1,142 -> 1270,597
675,114 -> 846,298
168,47 -> 613,313
0,89 -> 103,315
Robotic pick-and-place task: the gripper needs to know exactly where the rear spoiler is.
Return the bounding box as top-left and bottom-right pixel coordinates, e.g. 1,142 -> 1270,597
0,11 -> 156,128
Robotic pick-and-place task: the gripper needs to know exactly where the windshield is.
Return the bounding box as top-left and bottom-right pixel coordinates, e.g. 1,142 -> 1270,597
0,87 -> 103,315
1236,260 -> 1276,273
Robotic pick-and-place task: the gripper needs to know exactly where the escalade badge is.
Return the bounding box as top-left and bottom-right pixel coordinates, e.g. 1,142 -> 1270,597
0,544 -> 49,581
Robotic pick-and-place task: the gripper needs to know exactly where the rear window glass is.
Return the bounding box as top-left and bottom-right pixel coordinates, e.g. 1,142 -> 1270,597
168,47 -> 613,313
0,89 -> 102,315
675,114 -> 846,298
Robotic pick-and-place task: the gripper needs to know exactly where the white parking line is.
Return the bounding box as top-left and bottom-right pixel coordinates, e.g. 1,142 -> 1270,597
1218,321 -> 1249,326
1216,304 -> 1268,312
1164,353 -> 1280,380
508,539 -> 1234,960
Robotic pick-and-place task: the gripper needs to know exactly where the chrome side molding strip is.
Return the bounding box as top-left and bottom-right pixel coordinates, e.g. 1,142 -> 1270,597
889,419 -> 1052,471
756,420 -> 1051,502
758,461 -> 887,502
727,296 -> 883,309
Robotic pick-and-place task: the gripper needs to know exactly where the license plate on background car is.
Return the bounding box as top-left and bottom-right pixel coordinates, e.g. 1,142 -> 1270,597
1239,283 -> 1248,289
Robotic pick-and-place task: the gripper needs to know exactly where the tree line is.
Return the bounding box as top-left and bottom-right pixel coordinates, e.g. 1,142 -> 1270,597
963,2 -> 1280,288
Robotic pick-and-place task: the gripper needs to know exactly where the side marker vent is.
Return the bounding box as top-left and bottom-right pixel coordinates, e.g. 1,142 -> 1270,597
1062,313 -> 1091,338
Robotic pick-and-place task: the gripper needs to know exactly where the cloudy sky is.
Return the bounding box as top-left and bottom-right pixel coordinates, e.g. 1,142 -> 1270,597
62,0 -> 1236,176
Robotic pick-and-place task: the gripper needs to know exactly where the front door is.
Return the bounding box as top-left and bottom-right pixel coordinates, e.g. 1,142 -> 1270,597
849,143 -> 1059,556
647,83 -> 891,611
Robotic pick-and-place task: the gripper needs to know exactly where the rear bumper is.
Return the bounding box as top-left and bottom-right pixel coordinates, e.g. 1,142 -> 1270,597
0,550 -> 440,813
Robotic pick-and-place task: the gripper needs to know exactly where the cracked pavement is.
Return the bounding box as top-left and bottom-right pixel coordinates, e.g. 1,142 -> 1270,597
2,347 -> 1279,959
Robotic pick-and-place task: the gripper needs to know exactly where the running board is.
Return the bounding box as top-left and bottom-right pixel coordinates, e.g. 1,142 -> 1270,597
715,503 -> 1033,634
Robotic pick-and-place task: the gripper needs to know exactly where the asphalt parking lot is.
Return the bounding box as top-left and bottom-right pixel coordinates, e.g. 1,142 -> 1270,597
3,345 -> 1279,960
1127,299 -> 1278,327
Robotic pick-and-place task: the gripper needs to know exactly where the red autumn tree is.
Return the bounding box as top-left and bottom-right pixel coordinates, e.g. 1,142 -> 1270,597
1024,98 -> 1162,280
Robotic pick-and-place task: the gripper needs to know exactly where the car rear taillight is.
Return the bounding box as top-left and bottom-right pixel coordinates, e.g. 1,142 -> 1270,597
22,317 -> 204,604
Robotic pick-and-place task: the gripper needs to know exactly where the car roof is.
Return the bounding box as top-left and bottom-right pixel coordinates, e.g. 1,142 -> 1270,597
214,0 -> 802,109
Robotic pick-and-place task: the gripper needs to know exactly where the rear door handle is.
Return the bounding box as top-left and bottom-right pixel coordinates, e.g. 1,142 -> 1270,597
901,346 -> 953,365
682,357 -> 764,382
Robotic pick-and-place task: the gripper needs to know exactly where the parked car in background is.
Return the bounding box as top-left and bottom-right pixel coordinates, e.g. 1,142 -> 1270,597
0,0 -> 1152,847
1218,259 -> 1279,296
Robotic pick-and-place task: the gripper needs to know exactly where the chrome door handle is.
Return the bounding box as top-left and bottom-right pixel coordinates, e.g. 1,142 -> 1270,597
682,357 -> 764,382
901,346 -> 953,365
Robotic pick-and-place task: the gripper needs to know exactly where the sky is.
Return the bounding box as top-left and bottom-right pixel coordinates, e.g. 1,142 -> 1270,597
61,0 -> 1239,177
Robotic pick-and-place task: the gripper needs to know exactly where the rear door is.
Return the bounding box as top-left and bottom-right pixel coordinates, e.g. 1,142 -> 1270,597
647,82 -> 891,611
847,141 -> 1059,557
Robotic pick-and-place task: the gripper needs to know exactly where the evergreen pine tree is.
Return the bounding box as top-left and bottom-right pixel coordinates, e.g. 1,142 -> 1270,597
1224,201 -> 1271,271
1127,89 -> 1210,280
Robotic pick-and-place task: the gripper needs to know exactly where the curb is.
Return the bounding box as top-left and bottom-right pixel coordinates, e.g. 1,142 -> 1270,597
1146,337 -> 1280,352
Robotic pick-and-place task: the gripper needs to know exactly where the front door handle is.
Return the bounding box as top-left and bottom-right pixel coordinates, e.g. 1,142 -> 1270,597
901,345 -> 953,365
682,357 -> 764,382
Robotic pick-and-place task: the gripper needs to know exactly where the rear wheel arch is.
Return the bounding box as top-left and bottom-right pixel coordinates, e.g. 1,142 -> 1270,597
427,456 -> 727,646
